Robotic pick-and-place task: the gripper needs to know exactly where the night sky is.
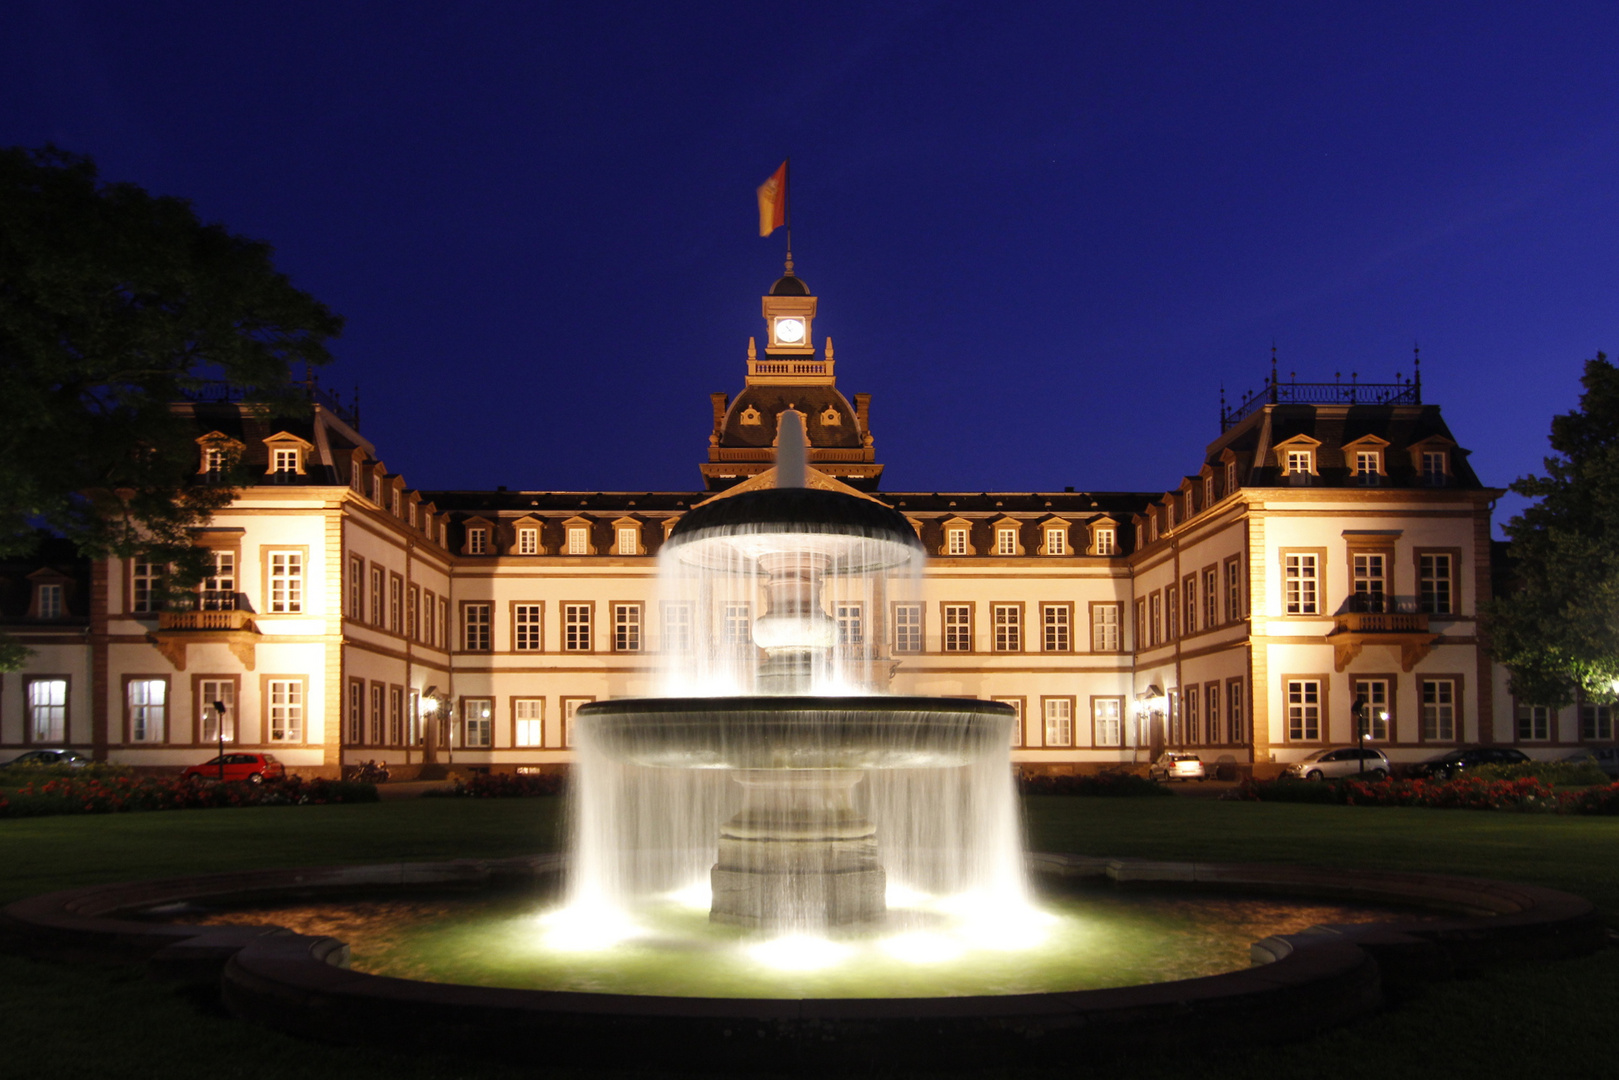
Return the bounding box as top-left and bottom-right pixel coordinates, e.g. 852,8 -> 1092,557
7,3 -> 1619,531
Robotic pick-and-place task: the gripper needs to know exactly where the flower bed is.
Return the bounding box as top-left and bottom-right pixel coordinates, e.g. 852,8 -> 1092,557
1221,774 -> 1619,814
1017,770 -> 1172,798
0,775 -> 378,819
423,771 -> 567,798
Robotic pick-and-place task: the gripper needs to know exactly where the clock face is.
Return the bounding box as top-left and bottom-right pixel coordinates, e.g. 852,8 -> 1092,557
774,317 -> 806,344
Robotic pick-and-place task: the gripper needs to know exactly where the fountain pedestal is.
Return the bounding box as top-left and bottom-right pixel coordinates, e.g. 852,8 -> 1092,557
710,772 -> 886,927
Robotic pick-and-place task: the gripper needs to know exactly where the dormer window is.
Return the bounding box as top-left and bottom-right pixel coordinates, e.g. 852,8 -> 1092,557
616,526 -> 640,556
1225,460 -> 1238,492
408,502 -> 417,528
947,527 -> 969,556
996,527 -> 1018,556
1285,449 -> 1313,476
272,448 -> 300,474
1095,527 -> 1117,556
1149,515 -> 1159,541
517,527 -> 539,555
567,525 -> 590,555
203,446 -> 227,476
1044,528 -> 1066,556
391,488 -> 401,516
372,474 -> 383,503
37,583 -> 62,619
467,527 -> 489,555
1165,502 -> 1176,529
1422,450 -> 1448,485
1355,450 -> 1382,485
1203,475 -> 1214,508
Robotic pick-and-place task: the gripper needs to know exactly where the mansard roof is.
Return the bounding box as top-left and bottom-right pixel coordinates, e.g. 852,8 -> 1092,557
1208,402 -> 1485,489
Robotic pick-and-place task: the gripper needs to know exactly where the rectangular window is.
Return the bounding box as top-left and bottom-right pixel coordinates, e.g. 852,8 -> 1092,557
1091,603 -> 1120,652
1185,686 -> 1200,744
613,603 -> 642,652
1226,558 -> 1242,621
1183,575 -> 1197,636
1134,598 -> 1146,649
1203,475 -> 1214,508
388,686 -> 404,745
272,447 -> 299,473
407,690 -> 421,746
1286,449 -> 1313,476
463,698 -> 493,748
346,678 -> 363,744
567,526 -> 589,555
423,590 -> 437,647
1581,701 -> 1614,741
462,603 -> 491,651
517,527 -> 539,555
946,528 -> 969,556
439,598 -> 449,648
28,678 -> 68,743
370,566 -> 384,625
514,604 -> 543,651
268,679 -> 304,743
1204,683 -> 1220,745
992,604 -> 1021,652
1093,698 -> 1122,747
662,602 -> 693,652
1094,527 -> 1117,556
1517,703 -> 1552,742
943,604 -> 973,652
467,527 -> 488,555
1422,679 -> 1457,741
1284,553 -> 1319,615
1352,678 -> 1392,741
565,604 -> 593,651
616,526 -> 639,556
1287,679 -> 1322,741
514,699 -> 544,747
1166,585 -> 1179,641
836,603 -> 864,646
200,679 -> 236,743
1356,451 -> 1381,485
36,583 -> 62,618
1419,553 -> 1455,615
1352,553 -> 1387,612
407,585 -> 420,640
562,697 -> 592,748
996,527 -> 1018,556
893,603 -> 922,653
204,445 -> 227,475
1043,698 -> 1074,747
1045,529 -> 1066,556
1228,679 -> 1245,744
267,551 -> 303,613
197,551 -> 235,610
348,556 -> 364,619
132,559 -> 162,613
1422,451 -> 1448,485
370,682 -> 385,744
1149,592 -> 1163,646
1204,567 -> 1218,627
721,603 -> 752,647
1226,460 -> 1238,492
993,697 -> 1024,748
127,679 -> 166,743
389,574 -> 403,634
1042,603 -> 1072,652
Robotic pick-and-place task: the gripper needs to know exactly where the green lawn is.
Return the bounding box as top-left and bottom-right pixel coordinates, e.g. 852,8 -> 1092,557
2,796 -> 1616,1079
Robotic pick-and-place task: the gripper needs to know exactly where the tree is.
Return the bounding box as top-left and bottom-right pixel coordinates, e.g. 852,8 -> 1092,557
0,146 -> 342,589
1487,354 -> 1619,707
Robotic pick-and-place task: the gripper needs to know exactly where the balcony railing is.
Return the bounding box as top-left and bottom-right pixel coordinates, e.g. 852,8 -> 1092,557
1221,369 -> 1420,431
1332,611 -> 1430,634
158,608 -> 255,632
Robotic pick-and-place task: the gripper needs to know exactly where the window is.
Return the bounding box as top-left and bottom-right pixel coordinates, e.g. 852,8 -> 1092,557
370,565 -> 384,625
389,574 -> 403,633
1227,679 -> 1244,744
463,603 -> 491,651
1182,575 -> 1197,636
1355,450 -> 1381,485
517,527 -> 539,555
1043,698 -> 1074,747
1419,553 -> 1455,615
1134,598 -> 1146,649
1165,585 -> 1179,641
407,690 -> 421,745
390,488 -> 401,518
126,679 -> 166,743
613,604 -> 642,652
348,556 -> 364,619
662,602 -> 693,652
37,583 -> 62,619
1352,553 -> 1387,612
995,527 -> 1018,556
466,527 -> 488,555
1225,558 -> 1243,621
267,679 -> 304,742
562,697 -> 592,748
132,559 -> 162,614
1581,700 -> 1614,741
1422,679 -> 1457,741
567,526 -> 589,555
439,598 -> 449,647
1091,603 -> 1120,652
836,604 -> 864,645
203,445 -> 227,476
463,699 -> 493,748
346,679 -> 363,744
1044,528 -> 1066,555
514,604 -> 543,651
1421,450 -> 1448,485
1042,604 -> 1072,652
1149,593 -> 1162,646
28,678 -> 67,743
199,679 -> 235,743
1283,553 -> 1319,615
423,590 -> 437,647
272,447 -> 299,474
616,526 -> 639,556
370,683 -> 385,744
993,698 -> 1024,748
1517,703 -> 1551,742
1185,686 -> 1200,744
992,604 -> 1021,652
893,604 -> 922,653
1285,449 -> 1313,477
514,699 -> 544,747
722,603 -> 751,647
1094,527 -> 1117,556
943,604 -> 973,652
1287,680 -> 1322,741
946,527 -> 969,556
1352,678 -> 1391,741
565,604 -> 593,651
267,551 -> 303,613
407,585 -> 419,640
389,686 -> 404,746
1203,475 -> 1215,508
1093,698 -> 1122,747
1204,683 -> 1221,745
1225,460 -> 1238,492
1203,567 -> 1218,628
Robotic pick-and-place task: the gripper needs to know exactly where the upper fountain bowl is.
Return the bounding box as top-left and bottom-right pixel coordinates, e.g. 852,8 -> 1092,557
664,488 -> 924,573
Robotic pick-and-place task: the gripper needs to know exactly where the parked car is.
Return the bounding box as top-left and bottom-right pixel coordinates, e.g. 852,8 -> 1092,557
181,752 -> 285,784
1285,746 -> 1391,781
1148,752 -> 1206,782
1562,747 -> 1619,779
1405,746 -> 1529,780
1,749 -> 93,769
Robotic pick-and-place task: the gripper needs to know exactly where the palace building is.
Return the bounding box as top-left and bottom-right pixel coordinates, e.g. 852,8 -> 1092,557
4,270 -> 1605,778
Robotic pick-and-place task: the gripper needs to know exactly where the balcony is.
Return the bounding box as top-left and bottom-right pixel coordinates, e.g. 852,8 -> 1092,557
1329,598 -> 1437,672
151,593 -> 258,671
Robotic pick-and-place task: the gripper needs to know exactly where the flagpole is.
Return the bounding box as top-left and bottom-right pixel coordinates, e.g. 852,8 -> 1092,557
784,156 -> 793,276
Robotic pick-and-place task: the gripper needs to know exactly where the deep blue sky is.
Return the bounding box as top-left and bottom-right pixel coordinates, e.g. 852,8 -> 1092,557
7,3 -> 1618,531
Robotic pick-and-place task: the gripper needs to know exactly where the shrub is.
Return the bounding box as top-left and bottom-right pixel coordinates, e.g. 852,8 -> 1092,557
425,771 -> 567,798
0,761 -> 134,786
1558,781 -> 1619,815
1468,760 -> 1611,786
1221,774 -> 1556,811
0,775 -> 377,819
1018,771 -> 1171,797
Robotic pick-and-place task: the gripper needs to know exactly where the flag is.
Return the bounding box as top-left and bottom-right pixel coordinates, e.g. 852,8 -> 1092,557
757,160 -> 788,237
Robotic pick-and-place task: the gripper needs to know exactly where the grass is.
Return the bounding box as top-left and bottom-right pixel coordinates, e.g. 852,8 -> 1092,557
2,796 -> 1617,1079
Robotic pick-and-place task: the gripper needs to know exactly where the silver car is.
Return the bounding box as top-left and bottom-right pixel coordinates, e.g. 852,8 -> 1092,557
1148,752 -> 1206,782
1285,746 -> 1391,781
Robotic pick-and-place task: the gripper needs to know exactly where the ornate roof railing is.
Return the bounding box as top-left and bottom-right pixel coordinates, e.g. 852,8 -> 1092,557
1220,367 -> 1420,432
180,372 -> 360,430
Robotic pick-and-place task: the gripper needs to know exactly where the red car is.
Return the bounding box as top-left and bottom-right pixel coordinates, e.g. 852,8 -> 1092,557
181,752 -> 285,784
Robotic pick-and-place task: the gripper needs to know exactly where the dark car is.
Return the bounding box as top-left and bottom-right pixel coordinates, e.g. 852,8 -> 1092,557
1,749 -> 93,769
1563,747 -> 1619,779
1406,746 -> 1529,780
181,752 -> 286,784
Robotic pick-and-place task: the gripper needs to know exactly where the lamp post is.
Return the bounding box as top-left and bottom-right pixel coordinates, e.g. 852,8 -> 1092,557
1352,695 -> 1368,776
420,686 -> 440,766
213,700 -> 229,782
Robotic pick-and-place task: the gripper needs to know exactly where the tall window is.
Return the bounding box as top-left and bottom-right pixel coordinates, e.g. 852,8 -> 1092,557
370,683 -> 385,744
1093,698 -> 1122,747
1287,679 -> 1321,741
467,527 -> 488,555
562,697 -> 591,748
1228,680 -> 1244,744
1421,450 -> 1448,485
1203,475 -> 1214,508
946,527 -> 969,556
996,527 -> 1018,556
1352,553 -> 1387,612
198,552 -> 235,609
1184,686 -> 1200,744
1419,553 -> 1454,615
463,603 -> 491,651
564,604 -> 593,651
662,602 -> 693,652
1517,703 -> 1552,742
1093,527 -> 1117,556
423,590 -> 437,647
567,526 -> 589,555
1352,678 -> 1391,741
462,699 -> 492,748
439,598 -> 449,647
348,556 -> 364,619
346,679 -> 363,744
1149,593 -> 1162,646
37,583 -> 62,618
128,679 -> 166,743
1203,567 -> 1218,627
992,604 -> 1021,651
1581,700 -> 1614,741
28,678 -> 67,742
200,680 -> 235,743
1226,558 -> 1242,621
267,679 -> 304,742
389,575 -> 403,633
1042,604 -> 1071,652
1166,585 -> 1179,641
407,585 -> 419,640
1355,450 -> 1381,485
614,604 -> 642,652
1225,460 -> 1238,492
1284,553 -> 1319,615
132,559 -> 162,613
1183,575 -> 1197,636
514,604 -> 543,651
943,604 -> 973,652
722,603 -> 751,647
1422,679 -> 1456,741
893,604 -> 922,653
515,699 -> 544,747
517,527 -> 539,555
1091,604 -> 1120,652
993,698 -> 1024,747
268,551 -> 303,613
836,604 -> 864,646
1134,598 -> 1146,648
1045,528 -> 1066,555
370,566 -> 384,625
1043,698 -> 1074,747
1204,683 -> 1220,745
616,526 -> 639,556
203,445 -> 227,476
389,686 -> 404,745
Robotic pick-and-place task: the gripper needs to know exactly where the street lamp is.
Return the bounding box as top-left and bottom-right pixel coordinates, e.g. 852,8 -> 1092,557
213,700 -> 229,782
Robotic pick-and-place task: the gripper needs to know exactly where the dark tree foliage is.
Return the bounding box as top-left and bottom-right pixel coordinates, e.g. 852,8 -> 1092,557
0,146 -> 342,586
1487,354 -> 1619,707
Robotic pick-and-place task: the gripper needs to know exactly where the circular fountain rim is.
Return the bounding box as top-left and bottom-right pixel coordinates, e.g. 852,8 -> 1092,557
664,488 -> 924,562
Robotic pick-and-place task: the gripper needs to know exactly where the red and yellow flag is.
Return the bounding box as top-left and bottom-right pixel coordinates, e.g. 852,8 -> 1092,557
757,160 -> 788,237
